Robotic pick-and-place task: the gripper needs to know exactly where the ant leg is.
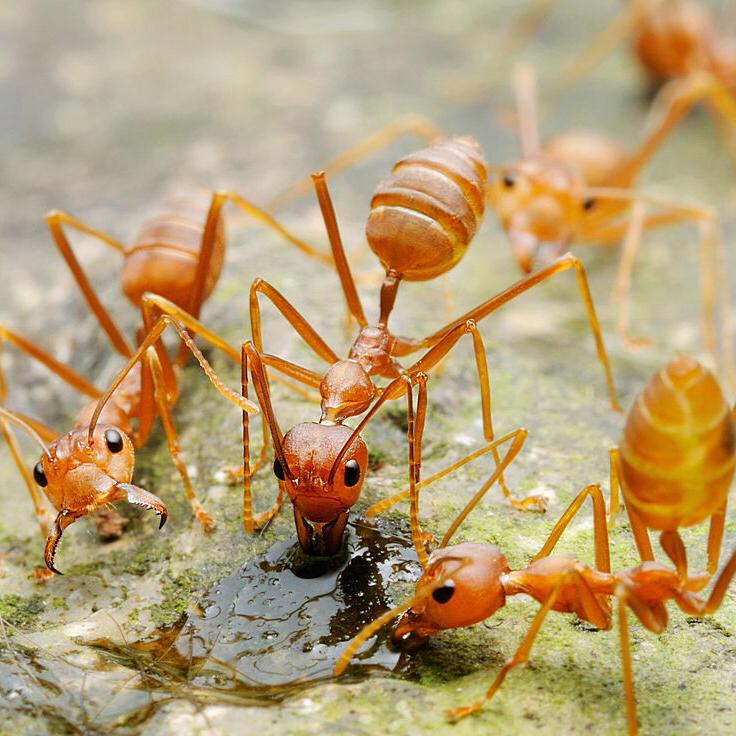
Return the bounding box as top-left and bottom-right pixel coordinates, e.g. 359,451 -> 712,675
531,483 -> 610,573
249,278 -> 340,365
447,565 -> 610,723
405,375 -> 428,566
609,447 -> 655,563
615,588 -> 640,736
401,322 -> 543,511
364,429 -> 531,518
406,254 -> 620,411
586,191 -> 728,379
0,324 -> 101,399
438,428 -> 529,548
513,63 -> 541,157
0,418 -> 52,537
266,115 -> 443,211
312,173 -> 368,328
241,341 -> 296,534
706,500 -> 727,576
186,190 -> 334,326
611,201 -> 652,350
141,292 -> 320,401
550,0 -> 649,102
143,346 -> 215,531
43,210 -> 132,357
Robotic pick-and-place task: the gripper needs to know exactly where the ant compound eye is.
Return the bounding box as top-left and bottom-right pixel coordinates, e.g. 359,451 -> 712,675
273,458 -> 286,481
344,459 -> 361,487
105,429 -> 124,453
33,461 -> 48,487
502,174 -> 515,188
432,580 -> 455,604
582,197 -> 595,211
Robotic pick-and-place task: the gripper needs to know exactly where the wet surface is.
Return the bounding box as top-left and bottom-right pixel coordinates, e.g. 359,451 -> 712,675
89,519 -> 421,706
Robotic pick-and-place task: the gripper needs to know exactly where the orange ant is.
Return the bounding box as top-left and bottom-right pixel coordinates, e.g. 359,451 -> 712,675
148,137 -> 619,560
0,314 -> 256,575
264,73 -> 732,385
609,354 -> 736,579
487,64 -> 733,382
43,188 -> 332,366
334,393 -> 736,733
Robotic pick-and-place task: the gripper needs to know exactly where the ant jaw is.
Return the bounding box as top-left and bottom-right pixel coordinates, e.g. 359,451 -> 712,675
117,483 -> 168,529
391,611 -> 436,651
293,506 -> 349,556
509,228 -> 538,274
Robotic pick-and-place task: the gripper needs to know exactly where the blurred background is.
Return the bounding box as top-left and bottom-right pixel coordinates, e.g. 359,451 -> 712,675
1,2 -> 735,735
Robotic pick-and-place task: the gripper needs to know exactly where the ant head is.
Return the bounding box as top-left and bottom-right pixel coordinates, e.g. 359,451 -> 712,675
277,422 -> 368,554
488,160 -> 579,273
392,543 -> 509,648
35,424 -> 135,513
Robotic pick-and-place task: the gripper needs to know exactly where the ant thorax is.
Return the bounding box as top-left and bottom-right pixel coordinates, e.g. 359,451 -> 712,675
348,325 -> 401,378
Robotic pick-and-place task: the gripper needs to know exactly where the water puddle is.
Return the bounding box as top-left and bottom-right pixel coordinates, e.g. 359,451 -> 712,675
92,517 -> 422,705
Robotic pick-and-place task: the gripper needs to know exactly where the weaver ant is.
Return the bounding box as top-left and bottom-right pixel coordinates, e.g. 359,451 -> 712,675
609,354 -> 736,579
0,314 -> 256,575
44,187 -> 332,367
266,71 -> 732,385
334,399 -> 736,734
149,134 -> 619,560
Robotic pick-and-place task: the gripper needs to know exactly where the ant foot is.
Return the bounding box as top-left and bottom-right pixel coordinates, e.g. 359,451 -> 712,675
509,494 -> 547,513
619,332 -> 653,352
29,566 -> 54,583
446,703 -> 480,723
215,465 -> 244,486
195,509 -> 216,533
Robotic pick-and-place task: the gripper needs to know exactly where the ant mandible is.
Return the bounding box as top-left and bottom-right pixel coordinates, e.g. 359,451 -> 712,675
0,314 -> 256,574
609,354 -> 736,579
335,428 -> 736,734
148,135 -> 619,561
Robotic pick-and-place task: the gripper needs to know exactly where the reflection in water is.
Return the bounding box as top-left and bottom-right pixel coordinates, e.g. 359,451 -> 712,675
94,517 -> 421,704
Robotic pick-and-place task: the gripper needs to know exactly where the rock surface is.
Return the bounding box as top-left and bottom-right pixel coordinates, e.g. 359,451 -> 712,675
0,1 -> 735,735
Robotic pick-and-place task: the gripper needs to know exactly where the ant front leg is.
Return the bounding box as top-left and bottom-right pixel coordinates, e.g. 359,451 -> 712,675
0,408 -> 56,539
43,210 -> 132,358
266,115 -> 443,211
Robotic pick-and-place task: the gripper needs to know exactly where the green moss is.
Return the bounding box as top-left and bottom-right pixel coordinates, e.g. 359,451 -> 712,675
116,535 -> 171,576
148,568 -> 204,628
0,594 -> 45,628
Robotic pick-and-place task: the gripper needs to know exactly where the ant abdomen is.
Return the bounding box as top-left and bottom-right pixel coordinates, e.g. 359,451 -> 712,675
366,137 -> 486,281
620,356 -> 736,530
122,192 -> 226,309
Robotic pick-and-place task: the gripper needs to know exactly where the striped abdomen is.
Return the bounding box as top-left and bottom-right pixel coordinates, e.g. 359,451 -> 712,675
122,192 -> 225,309
366,137 -> 486,281
620,356 -> 736,530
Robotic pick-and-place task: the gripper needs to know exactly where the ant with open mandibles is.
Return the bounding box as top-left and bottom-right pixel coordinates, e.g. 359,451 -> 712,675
334,400 -> 736,734
610,354 -> 736,579
0,314 -> 257,575
146,135 -> 619,561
